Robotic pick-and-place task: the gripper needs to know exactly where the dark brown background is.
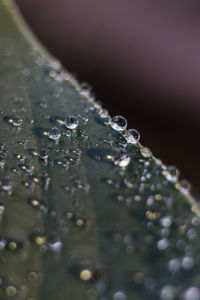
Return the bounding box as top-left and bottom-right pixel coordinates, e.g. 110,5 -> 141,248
15,0 -> 200,196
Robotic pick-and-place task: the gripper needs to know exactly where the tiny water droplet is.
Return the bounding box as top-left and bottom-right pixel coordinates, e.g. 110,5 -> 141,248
180,179 -> 191,193
9,116 -> 22,127
0,205 -> 5,217
110,115 -> 127,131
48,127 -> 61,140
113,291 -> 127,300
39,148 -> 49,160
0,176 -> 12,191
183,287 -> 200,300
0,155 -> 6,168
160,285 -> 175,300
165,166 -> 180,182
125,129 -> 140,144
65,115 -> 79,130
140,147 -> 152,158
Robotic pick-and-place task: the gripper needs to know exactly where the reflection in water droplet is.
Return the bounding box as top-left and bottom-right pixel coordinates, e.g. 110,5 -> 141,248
65,115 -> 79,130
125,129 -> 140,144
48,127 -> 61,140
110,115 -> 127,131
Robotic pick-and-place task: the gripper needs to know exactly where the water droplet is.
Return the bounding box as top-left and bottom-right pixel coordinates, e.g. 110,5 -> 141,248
48,240 -> 62,252
0,205 -> 5,217
80,269 -> 93,281
113,291 -> 127,300
39,148 -> 49,160
0,155 -> 6,168
114,154 -> 131,168
168,258 -> 181,273
165,166 -> 180,182
0,176 -> 12,191
16,154 -> 26,162
10,116 -> 22,127
183,287 -> 200,300
160,216 -> 172,228
5,286 -> 17,297
65,115 -> 79,130
160,285 -> 175,300
48,127 -> 61,140
110,115 -> 127,131
140,147 -> 152,158
180,179 -> 191,193
182,256 -> 194,270
125,129 -> 140,144
157,238 -> 169,250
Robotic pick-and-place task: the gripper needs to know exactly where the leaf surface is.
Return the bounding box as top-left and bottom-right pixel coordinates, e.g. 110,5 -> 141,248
0,1 -> 199,300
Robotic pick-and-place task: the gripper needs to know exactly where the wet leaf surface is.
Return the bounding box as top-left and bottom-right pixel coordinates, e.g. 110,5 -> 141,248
0,1 -> 200,300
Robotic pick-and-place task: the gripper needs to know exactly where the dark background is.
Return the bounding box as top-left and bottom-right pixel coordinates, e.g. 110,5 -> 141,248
15,0 -> 200,196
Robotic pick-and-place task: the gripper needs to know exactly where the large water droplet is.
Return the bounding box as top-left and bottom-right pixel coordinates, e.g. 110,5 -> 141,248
125,129 -> 140,144
48,127 -> 61,140
65,115 -> 79,130
110,115 -> 127,131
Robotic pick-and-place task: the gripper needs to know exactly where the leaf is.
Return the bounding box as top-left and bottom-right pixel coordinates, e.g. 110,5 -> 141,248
0,1 -> 200,300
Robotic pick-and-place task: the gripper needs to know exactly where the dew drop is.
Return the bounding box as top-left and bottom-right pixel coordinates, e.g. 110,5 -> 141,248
157,238 -> 169,250
65,115 -> 79,130
48,127 -> 61,140
113,291 -> 127,300
0,205 -> 5,218
5,286 -> 17,297
48,240 -> 63,252
11,116 -> 22,127
168,258 -> 181,273
180,179 -> 191,193
114,154 -> 131,168
0,176 -> 12,191
39,148 -> 49,160
165,166 -> 180,182
125,129 -> 140,144
182,256 -> 194,270
80,269 -> 93,281
0,155 -> 6,168
160,216 -> 172,228
110,115 -> 127,131
160,285 -> 175,300
140,147 -> 152,158
183,287 -> 200,300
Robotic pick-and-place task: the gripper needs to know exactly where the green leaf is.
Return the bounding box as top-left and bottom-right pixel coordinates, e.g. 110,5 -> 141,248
0,1 -> 200,300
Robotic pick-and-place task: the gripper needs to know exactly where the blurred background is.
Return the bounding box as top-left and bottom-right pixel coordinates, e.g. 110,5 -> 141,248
15,0 -> 200,196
